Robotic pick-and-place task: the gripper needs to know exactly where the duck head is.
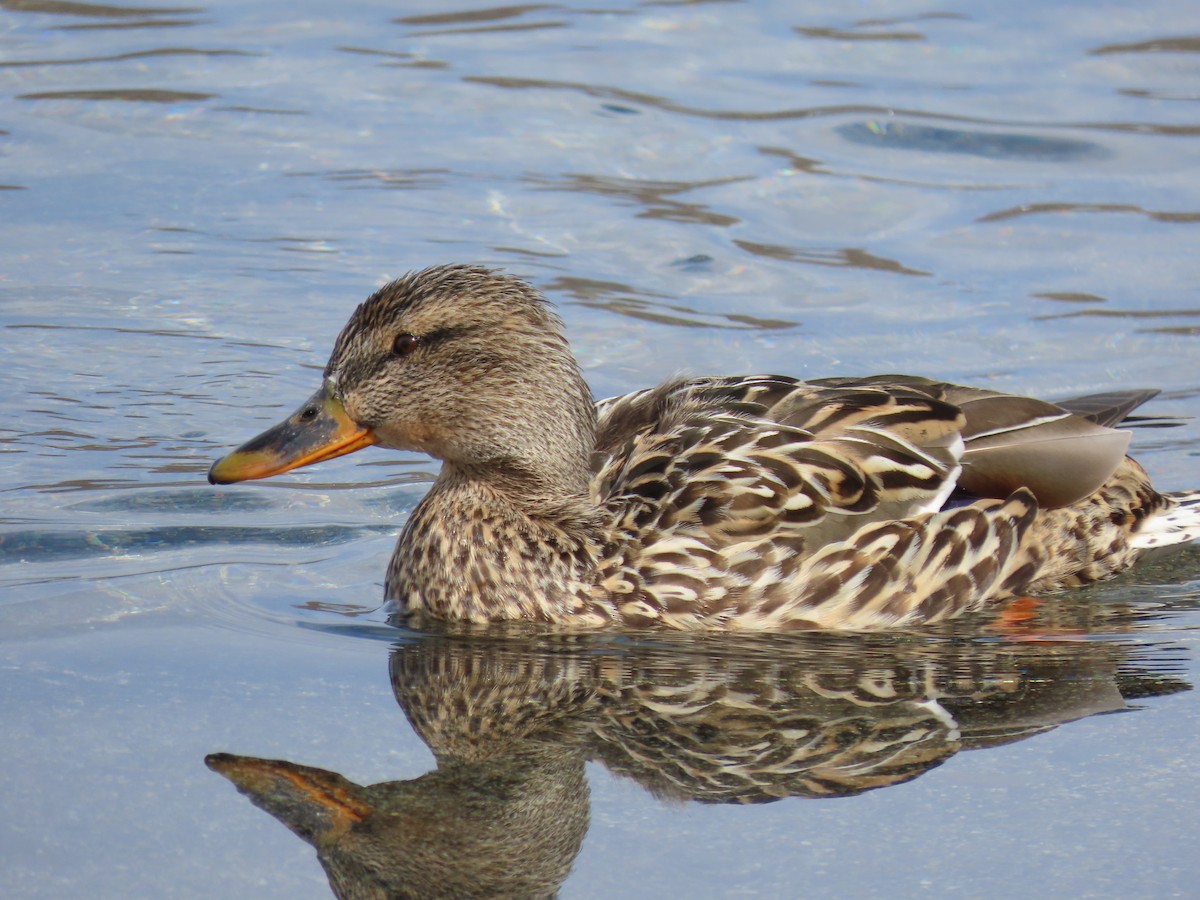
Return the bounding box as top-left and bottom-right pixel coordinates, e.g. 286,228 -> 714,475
209,265 -> 597,497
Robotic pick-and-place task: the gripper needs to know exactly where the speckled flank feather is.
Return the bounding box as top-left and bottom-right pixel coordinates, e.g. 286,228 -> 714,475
213,265 -> 1200,630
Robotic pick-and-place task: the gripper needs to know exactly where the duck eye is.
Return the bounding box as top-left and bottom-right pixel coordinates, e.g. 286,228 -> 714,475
392,333 -> 421,357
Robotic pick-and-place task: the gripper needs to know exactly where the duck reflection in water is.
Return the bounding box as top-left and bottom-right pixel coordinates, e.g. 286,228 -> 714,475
207,615 -> 1189,899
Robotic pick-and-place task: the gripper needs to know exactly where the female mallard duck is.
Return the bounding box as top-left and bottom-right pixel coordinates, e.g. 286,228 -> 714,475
209,265 -> 1200,630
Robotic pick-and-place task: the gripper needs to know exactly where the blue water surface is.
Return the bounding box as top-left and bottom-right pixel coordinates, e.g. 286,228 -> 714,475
2,2 -> 1199,897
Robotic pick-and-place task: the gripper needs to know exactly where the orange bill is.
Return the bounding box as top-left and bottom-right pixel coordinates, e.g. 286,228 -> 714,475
208,384 -> 376,484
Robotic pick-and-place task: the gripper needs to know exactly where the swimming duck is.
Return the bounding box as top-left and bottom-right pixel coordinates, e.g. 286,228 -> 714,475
209,264 -> 1200,629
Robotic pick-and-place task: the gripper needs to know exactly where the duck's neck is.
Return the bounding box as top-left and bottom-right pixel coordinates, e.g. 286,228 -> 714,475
385,463 -> 605,625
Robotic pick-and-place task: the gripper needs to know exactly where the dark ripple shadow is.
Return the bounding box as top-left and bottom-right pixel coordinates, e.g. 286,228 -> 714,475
393,3 -> 590,38
794,12 -> 971,43
1121,88 -> 1200,102
469,75 -> 1195,136
837,120 -> 1109,162
1034,291 -> 1107,304
0,47 -> 258,68
466,75 -> 958,122
7,320 -> 256,343
396,4 -> 560,25
1092,36 -> 1200,55
527,172 -> 750,227
758,145 -> 1021,191
1031,291 -> 1200,342
979,202 -> 1200,224
212,106 -> 306,116
1036,308 -> 1200,322
1034,306 -> 1200,338
545,275 -> 797,330
338,46 -> 449,69
0,0 -> 202,32
1,0 -> 199,16
17,88 -> 214,102
1144,326 -> 1200,336
55,19 -> 201,30
0,523 -> 395,565
286,168 -> 453,191
406,20 -> 566,37
68,488 -> 276,514
734,239 -> 931,276
795,26 -> 924,42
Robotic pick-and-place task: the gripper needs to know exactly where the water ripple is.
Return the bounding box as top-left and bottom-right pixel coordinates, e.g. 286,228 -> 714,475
795,25 -> 925,42
2,1 -> 200,18
733,240 -> 931,276
528,172 -> 750,227
467,75 -> 1200,137
0,523 -> 395,566
0,47 -> 258,68
545,275 -> 797,330
1092,36 -> 1200,55
979,202 -> 1200,224
838,121 -> 1107,162
17,88 -> 214,103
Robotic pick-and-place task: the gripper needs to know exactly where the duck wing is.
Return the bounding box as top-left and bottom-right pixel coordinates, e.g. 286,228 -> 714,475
590,374 -> 1060,628
587,375 -> 1141,628
593,375 -> 967,559
808,376 -> 1142,508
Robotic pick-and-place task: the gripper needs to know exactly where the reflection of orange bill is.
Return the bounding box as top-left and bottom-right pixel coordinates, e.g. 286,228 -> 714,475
206,752 -> 368,837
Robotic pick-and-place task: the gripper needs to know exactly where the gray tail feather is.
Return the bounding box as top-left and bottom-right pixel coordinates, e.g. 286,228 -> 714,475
1131,490 -> 1200,550
1055,389 -> 1159,427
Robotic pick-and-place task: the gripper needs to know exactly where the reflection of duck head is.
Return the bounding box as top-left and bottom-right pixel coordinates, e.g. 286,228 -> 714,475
209,626 -> 1189,896
207,734 -> 587,899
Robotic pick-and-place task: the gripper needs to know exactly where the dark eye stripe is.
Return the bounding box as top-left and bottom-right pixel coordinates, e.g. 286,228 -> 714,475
394,325 -> 472,355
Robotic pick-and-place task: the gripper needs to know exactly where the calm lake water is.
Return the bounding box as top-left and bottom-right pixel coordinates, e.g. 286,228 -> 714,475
3,1 -> 1199,897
